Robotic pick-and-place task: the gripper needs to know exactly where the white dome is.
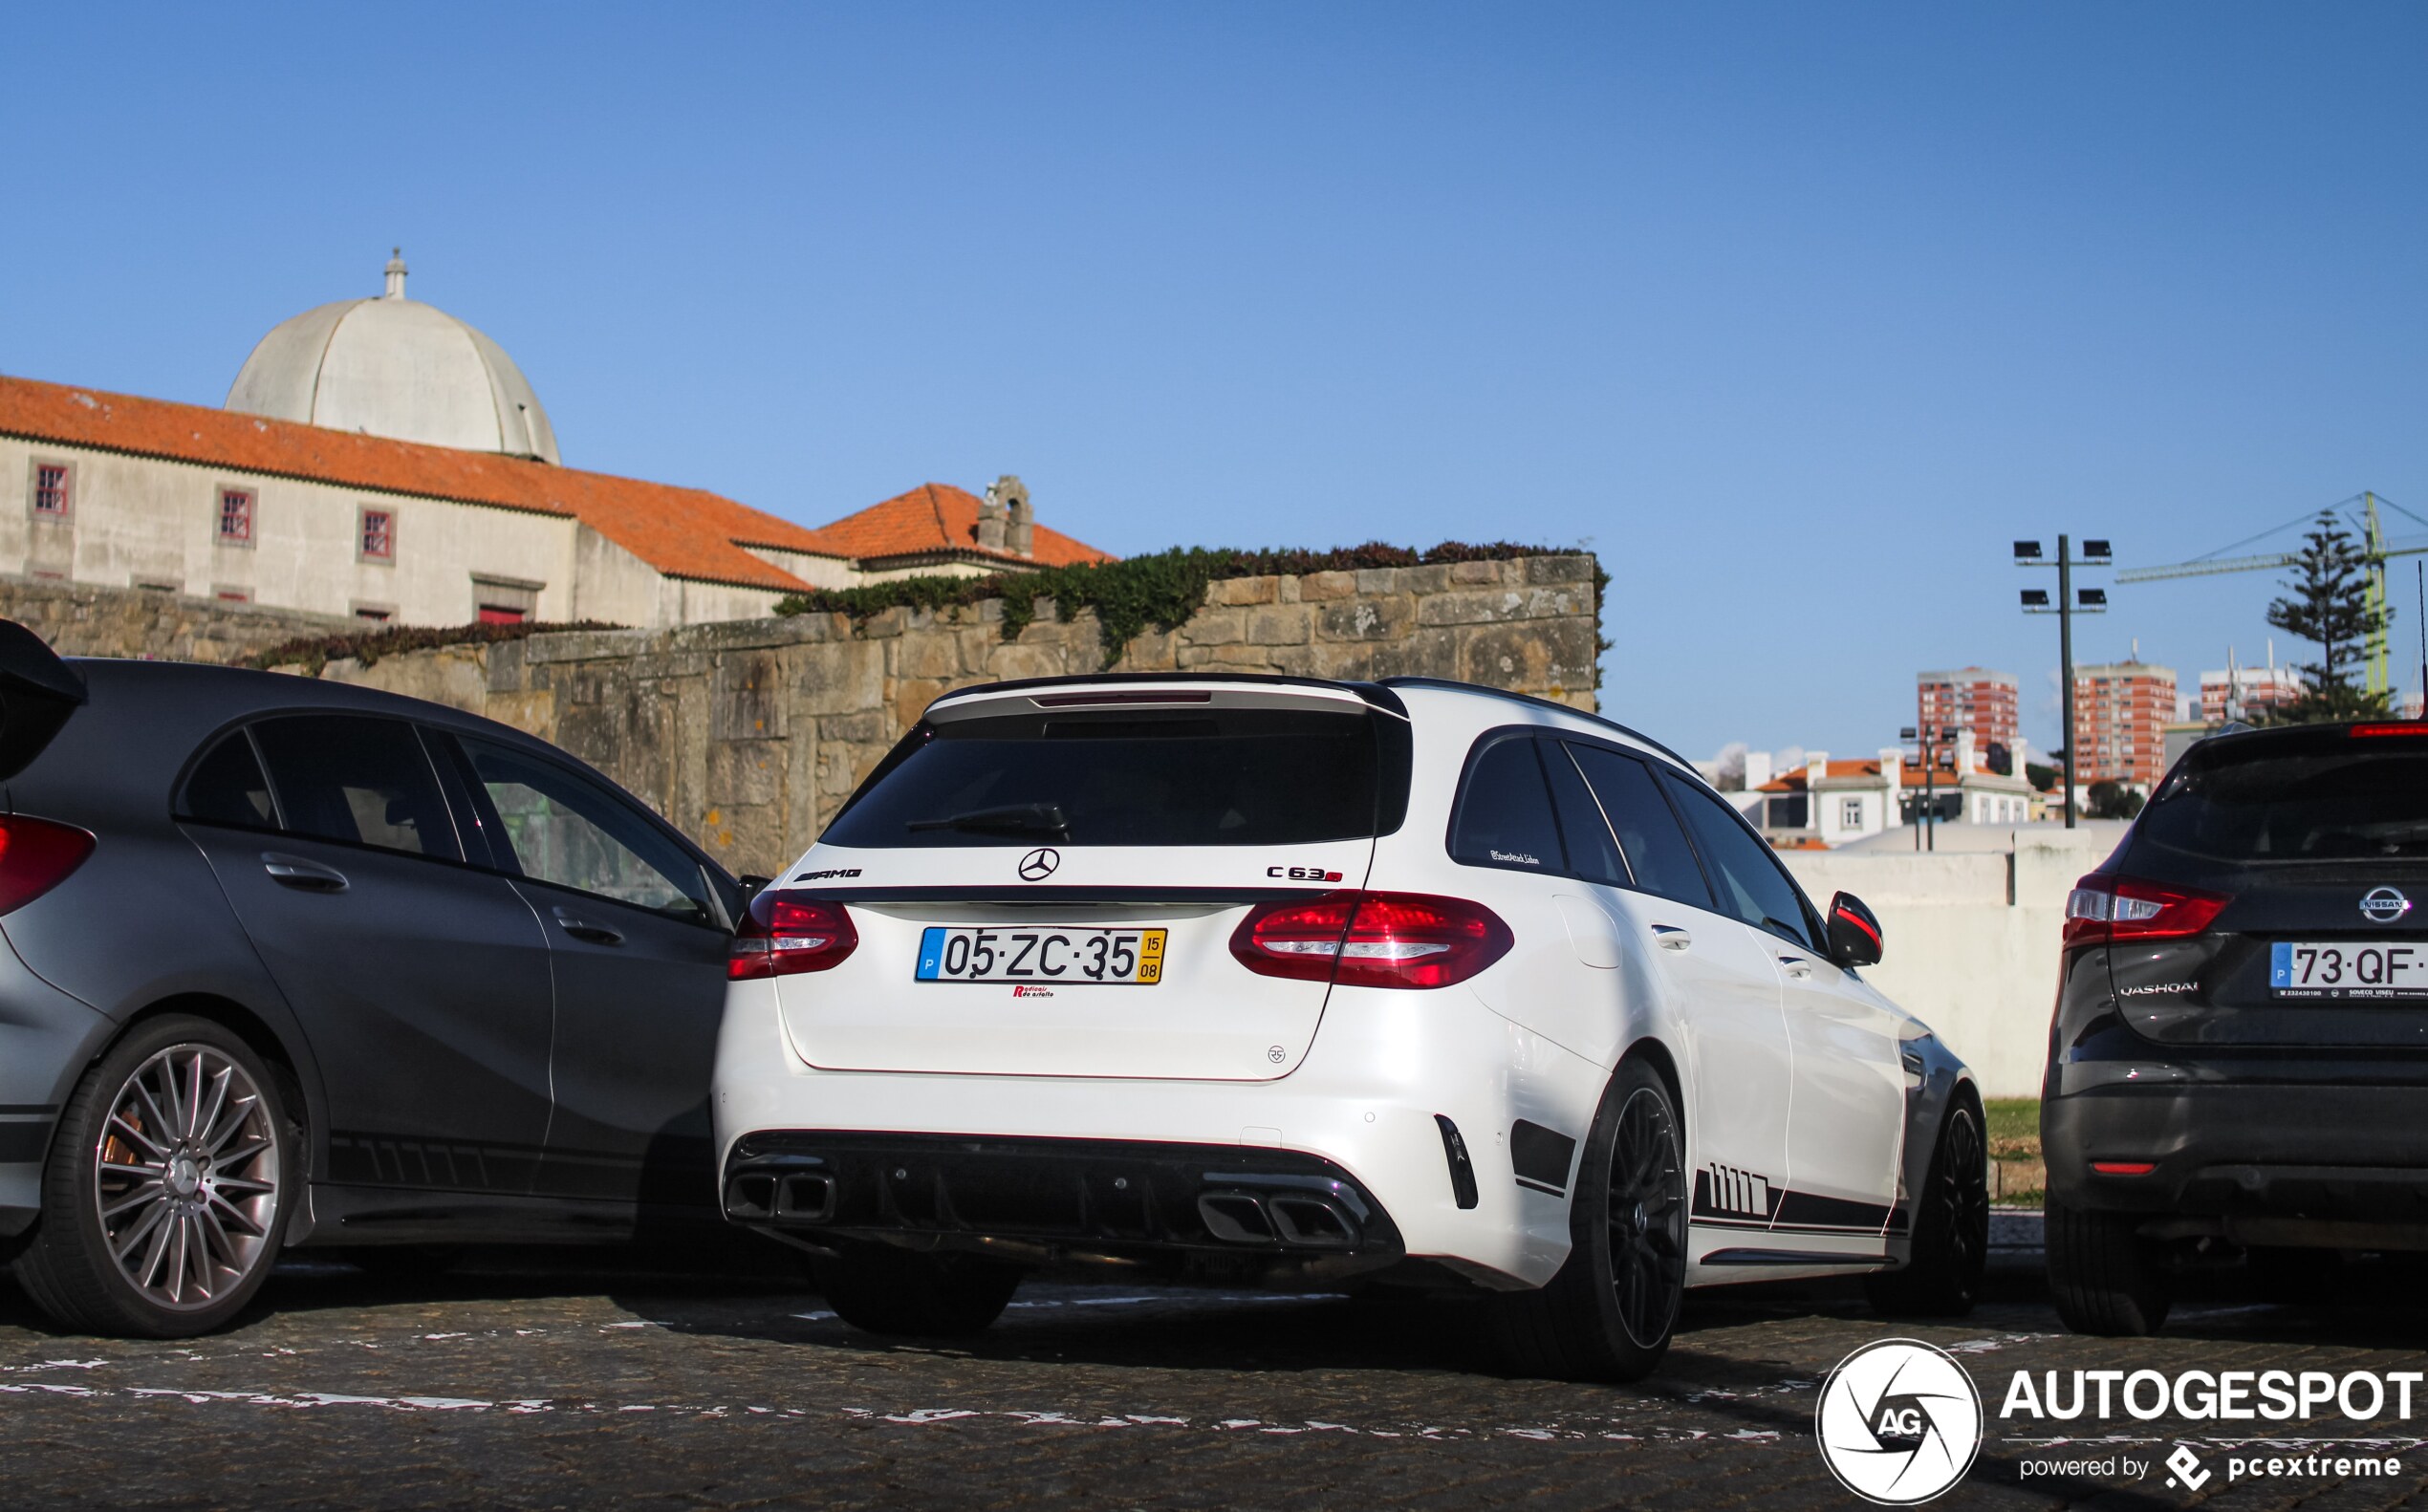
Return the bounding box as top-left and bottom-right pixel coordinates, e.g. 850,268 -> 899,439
225,251 -> 560,464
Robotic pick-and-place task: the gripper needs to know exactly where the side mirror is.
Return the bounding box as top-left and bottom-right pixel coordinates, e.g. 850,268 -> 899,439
1826,891 -> 1883,967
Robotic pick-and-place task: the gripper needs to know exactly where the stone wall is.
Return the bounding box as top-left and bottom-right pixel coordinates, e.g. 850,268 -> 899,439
0,573 -> 354,663
311,554 -> 1601,877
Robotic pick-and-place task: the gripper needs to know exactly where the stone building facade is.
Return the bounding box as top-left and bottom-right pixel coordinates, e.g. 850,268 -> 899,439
299,553 -> 1603,876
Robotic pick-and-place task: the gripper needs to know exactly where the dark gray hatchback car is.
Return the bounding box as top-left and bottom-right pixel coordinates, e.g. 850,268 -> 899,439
0,628 -> 747,1336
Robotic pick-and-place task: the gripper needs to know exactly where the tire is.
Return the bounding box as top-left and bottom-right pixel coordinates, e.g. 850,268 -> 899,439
1866,1094 -> 1988,1318
2046,1197 -> 2171,1336
11,1016 -> 293,1338
813,1242 -> 1022,1337
1485,1058 -> 1687,1383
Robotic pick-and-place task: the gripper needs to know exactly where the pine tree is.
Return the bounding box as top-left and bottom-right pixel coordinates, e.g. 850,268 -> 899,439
2265,509 -> 2392,722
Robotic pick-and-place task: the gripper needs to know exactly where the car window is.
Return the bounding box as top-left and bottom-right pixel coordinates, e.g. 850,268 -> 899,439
458,735 -> 716,926
824,706 -> 1395,849
249,715 -> 461,861
1541,742 -> 1627,886
1448,734 -> 1565,875
178,730 -> 278,831
1568,744 -> 1713,910
1660,770 -> 1815,949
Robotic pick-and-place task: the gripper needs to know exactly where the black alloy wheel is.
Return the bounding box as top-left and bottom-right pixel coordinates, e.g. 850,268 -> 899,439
1866,1095 -> 1988,1317
1485,1058 -> 1686,1382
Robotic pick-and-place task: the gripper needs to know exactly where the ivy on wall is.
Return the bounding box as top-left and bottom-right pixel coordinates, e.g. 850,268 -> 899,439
233,541 -> 1599,682
774,541 -> 1567,669
240,619 -> 623,677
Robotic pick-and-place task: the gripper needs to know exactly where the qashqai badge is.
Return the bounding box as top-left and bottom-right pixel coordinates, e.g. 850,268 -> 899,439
2361,887 -> 2413,924
1017,847 -> 1060,881
1815,1338 -> 1982,1504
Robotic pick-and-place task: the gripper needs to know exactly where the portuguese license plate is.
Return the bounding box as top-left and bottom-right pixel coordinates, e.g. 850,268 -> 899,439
915,926 -> 1167,985
2269,940 -> 2428,999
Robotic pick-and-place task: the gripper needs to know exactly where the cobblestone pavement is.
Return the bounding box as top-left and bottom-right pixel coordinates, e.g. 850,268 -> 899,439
4,1217 -> 2427,1510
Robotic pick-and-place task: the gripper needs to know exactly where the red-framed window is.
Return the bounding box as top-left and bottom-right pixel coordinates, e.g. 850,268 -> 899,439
219,488 -> 253,543
360,508 -> 395,561
33,464 -> 70,515
477,605 -> 527,625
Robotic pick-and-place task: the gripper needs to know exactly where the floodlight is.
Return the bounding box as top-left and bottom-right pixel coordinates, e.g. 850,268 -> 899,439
2022,589 -> 2050,607
2078,588 -> 2108,607
2013,541 -> 2043,561
2083,539 -> 2113,561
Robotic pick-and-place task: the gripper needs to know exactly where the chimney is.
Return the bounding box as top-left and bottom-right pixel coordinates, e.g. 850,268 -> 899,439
1955,728 -> 1977,777
1743,750 -> 1774,791
1878,746 -> 1903,790
1805,750 -> 1829,788
976,483 -> 1008,551
995,474 -> 1034,558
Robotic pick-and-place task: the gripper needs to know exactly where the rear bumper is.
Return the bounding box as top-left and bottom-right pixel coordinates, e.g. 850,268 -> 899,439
2046,1080 -> 2428,1242
0,939 -> 117,1238
724,1133 -> 1404,1280
711,978 -> 1613,1289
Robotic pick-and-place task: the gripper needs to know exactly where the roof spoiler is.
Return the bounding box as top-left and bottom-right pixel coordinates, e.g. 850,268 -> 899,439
0,620 -> 86,781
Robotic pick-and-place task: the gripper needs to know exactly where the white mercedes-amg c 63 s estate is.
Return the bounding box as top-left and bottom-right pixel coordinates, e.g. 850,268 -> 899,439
711,675 -> 1987,1380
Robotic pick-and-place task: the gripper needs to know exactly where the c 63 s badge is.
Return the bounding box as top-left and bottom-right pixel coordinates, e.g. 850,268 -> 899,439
1268,866 -> 1345,882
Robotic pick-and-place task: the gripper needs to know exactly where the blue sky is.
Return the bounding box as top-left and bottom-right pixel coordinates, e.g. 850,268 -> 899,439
5,5 -> 2422,760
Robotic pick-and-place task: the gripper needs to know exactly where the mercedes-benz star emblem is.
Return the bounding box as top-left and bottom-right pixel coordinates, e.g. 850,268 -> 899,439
1814,1338 -> 1982,1505
2362,886 -> 2414,924
1017,847 -> 1060,881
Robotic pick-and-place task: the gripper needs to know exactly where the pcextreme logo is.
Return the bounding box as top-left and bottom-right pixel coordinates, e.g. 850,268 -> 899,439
1816,1339 -> 1984,1505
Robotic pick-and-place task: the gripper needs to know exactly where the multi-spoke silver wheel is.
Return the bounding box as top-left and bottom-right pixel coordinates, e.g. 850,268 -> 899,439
92,1044 -> 281,1311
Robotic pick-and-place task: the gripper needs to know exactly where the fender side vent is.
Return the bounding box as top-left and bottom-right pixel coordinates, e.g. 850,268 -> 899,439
1434,1114 -> 1479,1209
1510,1119 -> 1576,1197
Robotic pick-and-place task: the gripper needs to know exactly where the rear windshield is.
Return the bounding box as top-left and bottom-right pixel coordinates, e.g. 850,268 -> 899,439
2135,735 -> 2428,862
823,706 -> 1404,848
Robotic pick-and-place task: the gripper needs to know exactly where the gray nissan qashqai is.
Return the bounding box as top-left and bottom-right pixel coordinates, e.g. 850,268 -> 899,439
0,625 -> 747,1337
2045,720 -> 2428,1334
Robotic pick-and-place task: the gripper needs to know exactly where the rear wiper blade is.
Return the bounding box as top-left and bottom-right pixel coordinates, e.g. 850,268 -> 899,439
906,803 -> 1071,837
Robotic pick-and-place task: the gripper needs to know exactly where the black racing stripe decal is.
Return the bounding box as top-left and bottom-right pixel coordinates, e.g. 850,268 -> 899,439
1772,1190 -> 1895,1231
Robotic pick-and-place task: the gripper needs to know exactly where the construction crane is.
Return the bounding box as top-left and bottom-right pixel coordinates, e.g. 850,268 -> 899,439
2116,491 -> 2428,697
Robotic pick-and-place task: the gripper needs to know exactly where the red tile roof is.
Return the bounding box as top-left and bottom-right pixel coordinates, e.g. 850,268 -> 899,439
1756,756 -> 2018,793
804,483 -> 1115,569
0,374 -> 840,592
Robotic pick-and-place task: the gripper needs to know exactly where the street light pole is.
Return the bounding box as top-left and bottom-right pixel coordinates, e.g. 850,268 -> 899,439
2060,534 -> 2075,830
1899,724 -> 1958,851
2018,535 -> 2112,831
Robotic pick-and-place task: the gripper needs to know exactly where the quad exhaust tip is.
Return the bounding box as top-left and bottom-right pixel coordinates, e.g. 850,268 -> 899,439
1196,1190 -> 1359,1249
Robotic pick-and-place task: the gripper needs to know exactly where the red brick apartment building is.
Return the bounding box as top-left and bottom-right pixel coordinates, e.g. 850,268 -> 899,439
2072,660 -> 2177,787
1916,668 -> 2019,757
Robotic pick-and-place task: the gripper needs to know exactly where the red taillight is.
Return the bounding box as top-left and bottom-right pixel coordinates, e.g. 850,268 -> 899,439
0,816 -> 94,916
2091,1161 -> 2157,1176
2063,873 -> 2230,948
1229,890 -> 1512,990
727,892 -> 858,981
2351,723 -> 2428,738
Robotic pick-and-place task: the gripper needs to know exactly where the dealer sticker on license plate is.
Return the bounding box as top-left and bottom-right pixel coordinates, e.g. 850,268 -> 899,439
915,926 -> 1167,985
2269,940 -> 2428,998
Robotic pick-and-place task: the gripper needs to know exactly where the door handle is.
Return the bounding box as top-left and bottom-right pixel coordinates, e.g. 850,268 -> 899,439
553,907 -> 623,946
1651,924 -> 1692,952
261,853 -> 348,893
1778,955 -> 1814,980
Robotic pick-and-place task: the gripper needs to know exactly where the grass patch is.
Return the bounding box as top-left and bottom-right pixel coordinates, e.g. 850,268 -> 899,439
1984,1097 -> 2039,1149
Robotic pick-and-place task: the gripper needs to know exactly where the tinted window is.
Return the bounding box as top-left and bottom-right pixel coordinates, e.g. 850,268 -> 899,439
460,736 -> 716,924
179,731 -> 278,831
2137,737 -> 2428,861
1570,745 -> 1712,909
826,707 -> 1389,849
250,716 -> 460,861
1449,735 -> 1564,874
1662,771 -> 1814,948
1541,742 -> 1626,886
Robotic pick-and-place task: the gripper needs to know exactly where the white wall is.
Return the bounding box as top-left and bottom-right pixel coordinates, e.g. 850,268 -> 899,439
1,436 -> 579,624
1781,828 -> 2123,1098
